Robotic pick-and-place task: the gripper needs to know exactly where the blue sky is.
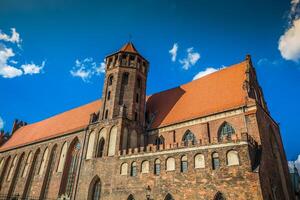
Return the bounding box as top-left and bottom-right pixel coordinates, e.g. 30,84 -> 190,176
0,0 -> 299,161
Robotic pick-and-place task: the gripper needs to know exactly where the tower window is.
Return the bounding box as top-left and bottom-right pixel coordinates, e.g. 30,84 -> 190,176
108,75 -> 113,86
105,110 -> 108,119
108,58 -> 112,66
129,55 -> 135,61
134,112 -> 138,121
135,93 -> 139,103
107,91 -> 111,100
137,78 -> 141,88
122,73 -> 129,84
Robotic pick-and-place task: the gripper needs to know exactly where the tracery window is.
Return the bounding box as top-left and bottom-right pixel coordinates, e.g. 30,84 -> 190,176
57,142 -> 67,172
92,179 -> 101,200
181,155 -> 188,172
7,155 -> 17,181
218,122 -> 235,140
182,130 -> 196,146
97,138 -> 105,158
155,135 -> 165,150
22,152 -> 32,178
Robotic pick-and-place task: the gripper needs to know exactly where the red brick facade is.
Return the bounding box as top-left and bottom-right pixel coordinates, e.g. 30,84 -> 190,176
0,43 -> 294,200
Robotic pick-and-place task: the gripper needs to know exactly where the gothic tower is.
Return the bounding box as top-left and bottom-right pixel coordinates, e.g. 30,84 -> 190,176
99,42 -> 149,150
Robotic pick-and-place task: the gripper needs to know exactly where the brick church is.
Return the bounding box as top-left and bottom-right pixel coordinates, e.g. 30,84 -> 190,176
0,43 -> 295,200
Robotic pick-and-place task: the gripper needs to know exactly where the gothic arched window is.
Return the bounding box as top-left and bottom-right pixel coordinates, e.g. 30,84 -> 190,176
39,148 -> 49,175
22,152 -> 32,178
87,131 -> 96,159
57,142 -> 67,172
97,138 -> 105,158
92,179 -> 101,200
218,122 -> 235,141
154,159 -> 161,175
122,127 -> 128,150
155,135 -> 165,150
181,155 -> 188,172
214,192 -> 226,200
0,156 -> 10,189
227,150 -> 239,166
182,130 -> 196,146
8,153 -> 25,197
40,145 -> 57,200
165,193 -> 174,200
131,162 -> 137,177
108,75 -> 113,86
59,140 -> 81,198
212,152 -> 220,170
7,155 -> 18,181
127,194 -> 135,200
108,126 -> 117,156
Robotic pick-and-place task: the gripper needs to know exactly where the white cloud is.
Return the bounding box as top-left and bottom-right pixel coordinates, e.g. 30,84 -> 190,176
257,58 -> 283,66
0,117 -> 3,129
278,19 -> 300,62
179,47 -> 200,70
278,0 -> 300,62
21,61 -> 45,75
0,28 -> 21,45
0,45 -> 23,78
169,43 -> 178,62
193,67 -> 226,80
70,57 -> 105,82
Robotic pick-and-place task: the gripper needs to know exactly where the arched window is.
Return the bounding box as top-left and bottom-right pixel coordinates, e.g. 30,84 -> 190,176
182,130 -> 196,146
22,152 -> 32,178
166,157 -> 175,171
7,155 -> 17,181
108,126 -> 118,156
127,194 -> 135,200
8,153 -> 25,197
97,138 -> 105,158
130,130 -> 138,149
194,154 -> 205,169
120,163 -> 128,175
181,155 -> 188,172
141,160 -> 149,174
59,140 -> 81,198
92,179 -> 101,200
122,127 -> 128,150
0,158 -> 4,174
108,75 -> 113,86
39,148 -> 49,175
131,162 -> 137,177
57,142 -> 67,172
0,156 -> 10,190
165,193 -> 174,200
119,72 -> 129,105
155,135 -> 165,150
218,122 -> 235,141
214,192 -> 226,200
227,150 -> 239,166
87,131 -> 96,159
40,145 -> 57,200
212,152 -> 220,170
97,128 -> 107,157
154,159 -> 161,175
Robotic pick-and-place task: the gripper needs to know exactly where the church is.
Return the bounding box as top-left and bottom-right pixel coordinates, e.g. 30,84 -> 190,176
0,43 -> 294,200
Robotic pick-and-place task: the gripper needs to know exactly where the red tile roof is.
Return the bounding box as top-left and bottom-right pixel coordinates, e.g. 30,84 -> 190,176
0,60 -> 248,151
119,42 -> 138,53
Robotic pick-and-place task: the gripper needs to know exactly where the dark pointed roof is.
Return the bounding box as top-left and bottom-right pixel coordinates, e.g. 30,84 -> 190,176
119,42 -> 138,53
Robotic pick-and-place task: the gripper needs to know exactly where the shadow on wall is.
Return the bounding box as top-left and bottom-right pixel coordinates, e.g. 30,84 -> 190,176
146,86 -> 185,129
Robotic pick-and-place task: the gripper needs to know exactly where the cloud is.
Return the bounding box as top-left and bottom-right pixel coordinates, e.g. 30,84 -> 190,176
179,47 -> 200,70
278,19 -> 300,62
193,67 -> 225,80
0,28 -> 45,78
0,45 -> 23,78
70,57 -> 105,82
257,58 -> 283,67
169,43 -> 178,62
0,28 -> 21,45
278,0 -> 300,62
21,61 -> 45,75
0,117 -> 3,129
